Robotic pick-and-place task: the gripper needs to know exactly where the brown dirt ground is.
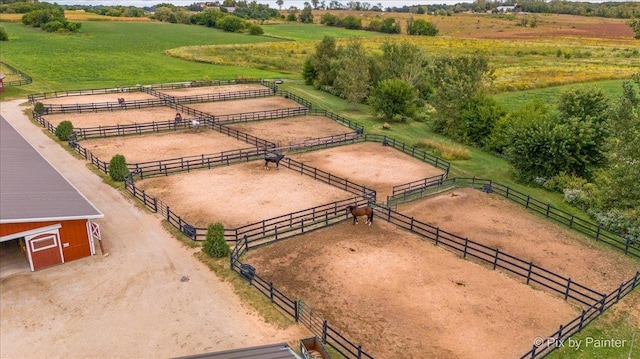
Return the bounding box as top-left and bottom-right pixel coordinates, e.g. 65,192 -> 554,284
289,142 -> 446,201
227,115 -> 353,146
244,220 -> 579,359
44,106 -> 181,128
38,91 -> 159,106
185,97 -> 303,116
80,130 -> 254,164
134,162 -> 356,228
397,188 -> 640,294
156,84 -> 269,97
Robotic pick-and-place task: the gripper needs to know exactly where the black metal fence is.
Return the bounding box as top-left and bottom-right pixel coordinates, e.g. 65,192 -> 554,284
214,107 -> 310,124
0,61 -> 32,87
375,204 -> 605,308
39,98 -> 170,115
230,235 -> 376,359
364,134 -> 451,175
386,177 -> 640,259
28,85 -> 143,103
520,271 -> 640,358
167,88 -> 276,105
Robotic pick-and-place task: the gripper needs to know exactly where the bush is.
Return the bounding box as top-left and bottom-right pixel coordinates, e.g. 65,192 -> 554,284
108,154 -> 128,182
33,102 -> 46,115
41,20 -> 65,32
0,26 -> 8,41
341,15 -> 362,30
407,18 -> 438,36
202,222 -> 230,258
248,23 -> 263,35
55,120 -> 74,141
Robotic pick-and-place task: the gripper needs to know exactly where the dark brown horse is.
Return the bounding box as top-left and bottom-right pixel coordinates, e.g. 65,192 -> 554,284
346,205 -> 373,225
264,154 -> 285,169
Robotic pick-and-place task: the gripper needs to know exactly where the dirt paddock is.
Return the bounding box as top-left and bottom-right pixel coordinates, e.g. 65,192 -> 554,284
185,96 -> 303,116
397,188 -> 640,294
244,220 -> 579,359
227,115 -> 353,146
289,142 -> 446,201
134,162 -> 356,228
38,91 -> 159,106
156,84 -> 269,97
80,130 -> 254,164
44,106 -> 183,128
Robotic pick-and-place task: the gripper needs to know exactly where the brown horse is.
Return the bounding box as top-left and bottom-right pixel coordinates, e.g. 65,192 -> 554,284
346,205 -> 373,225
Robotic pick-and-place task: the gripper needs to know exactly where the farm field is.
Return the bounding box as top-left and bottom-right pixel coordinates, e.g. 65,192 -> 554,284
397,188 -> 640,294
42,106 -> 180,127
185,96 -> 304,116
226,115 -> 353,147
133,162 -> 356,228
244,220 -> 579,359
79,130 -> 254,164
289,142 -> 446,200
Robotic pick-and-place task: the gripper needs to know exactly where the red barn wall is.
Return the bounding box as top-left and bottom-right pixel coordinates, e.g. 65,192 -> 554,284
0,219 -> 91,262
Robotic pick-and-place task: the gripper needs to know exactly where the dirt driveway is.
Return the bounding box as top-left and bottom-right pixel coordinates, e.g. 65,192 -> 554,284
0,100 -> 308,359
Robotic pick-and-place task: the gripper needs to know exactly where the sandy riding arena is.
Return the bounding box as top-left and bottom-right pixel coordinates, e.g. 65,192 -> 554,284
289,142 -> 446,200
37,91 -> 158,106
185,97 -> 303,116
227,115 -> 353,146
156,84 -> 269,97
244,220 -> 578,359
134,162 -> 356,228
80,130 -> 254,164
397,188 -> 640,294
43,106 -> 182,128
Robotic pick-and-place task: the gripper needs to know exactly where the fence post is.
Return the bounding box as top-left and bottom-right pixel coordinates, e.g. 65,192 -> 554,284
624,237 -> 630,255
463,238 -> 468,259
357,345 -> 362,359
270,282 -> 274,302
526,262 -> 533,285
322,320 -> 328,343
557,324 -> 564,343
596,226 -> 601,241
244,235 -> 249,252
564,278 -> 572,301
600,294 -> 606,313
435,228 -> 440,246
578,309 -> 586,331
493,248 -> 499,270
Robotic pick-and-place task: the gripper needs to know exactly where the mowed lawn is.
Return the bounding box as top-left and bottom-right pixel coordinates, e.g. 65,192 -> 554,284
0,21 -> 288,91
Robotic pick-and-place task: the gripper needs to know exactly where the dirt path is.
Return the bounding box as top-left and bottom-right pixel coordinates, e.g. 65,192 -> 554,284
0,99 -> 308,359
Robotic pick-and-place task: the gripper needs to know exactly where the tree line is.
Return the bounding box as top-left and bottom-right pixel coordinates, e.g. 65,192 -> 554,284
303,36 -> 639,240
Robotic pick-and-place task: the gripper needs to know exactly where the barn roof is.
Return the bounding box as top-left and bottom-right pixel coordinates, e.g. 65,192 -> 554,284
0,115 -> 103,224
175,342 -> 302,359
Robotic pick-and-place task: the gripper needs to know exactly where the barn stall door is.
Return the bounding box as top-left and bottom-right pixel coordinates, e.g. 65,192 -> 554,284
25,230 -> 63,271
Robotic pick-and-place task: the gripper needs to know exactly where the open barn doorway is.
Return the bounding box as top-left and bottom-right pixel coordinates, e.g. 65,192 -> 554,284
0,237 -> 30,278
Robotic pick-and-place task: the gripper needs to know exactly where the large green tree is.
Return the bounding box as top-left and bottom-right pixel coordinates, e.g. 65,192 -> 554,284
368,78 -> 416,120
333,38 -> 370,107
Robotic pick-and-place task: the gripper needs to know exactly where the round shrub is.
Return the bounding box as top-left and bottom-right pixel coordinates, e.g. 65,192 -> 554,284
55,120 -> 74,141
33,102 -> 46,115
248,24 -> 263,35
202,222 -> 230,258
108,154 -> 128,182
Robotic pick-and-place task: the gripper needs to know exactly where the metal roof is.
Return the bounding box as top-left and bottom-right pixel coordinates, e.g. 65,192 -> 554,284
0,115 -> 103,224
174,343 -> 302,359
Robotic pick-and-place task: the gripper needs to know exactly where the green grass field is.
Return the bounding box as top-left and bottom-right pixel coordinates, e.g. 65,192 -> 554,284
0,21 -> 288,94
1,18 -> 637,358
262,23 -> 391,41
